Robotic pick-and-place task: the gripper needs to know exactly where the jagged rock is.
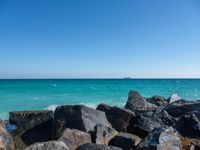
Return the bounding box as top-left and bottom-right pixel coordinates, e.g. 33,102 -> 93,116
109,132 -> 141,150
25,141 -> 69,150
128,111 -> 175,138
0,119 -> 13,150
91,124 -> 118,145
59,128 -> 91,150
9,110 -> 53,146
165,100 -> 200,118
124,90 -> 157,113
147,95 -> 167,107
76,143 -> 122,150
136,127 -> 182,150
181,137 -> 200,150
53,105 -> 111,139
175,114 -> 200,139
97,103 -> 135,132
167,93 -> 181,103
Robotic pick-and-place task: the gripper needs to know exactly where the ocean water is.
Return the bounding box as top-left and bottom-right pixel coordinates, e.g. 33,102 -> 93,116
0,79 -> 200,119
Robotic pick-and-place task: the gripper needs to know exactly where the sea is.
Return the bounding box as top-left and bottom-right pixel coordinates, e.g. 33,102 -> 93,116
0,79 -> 200,119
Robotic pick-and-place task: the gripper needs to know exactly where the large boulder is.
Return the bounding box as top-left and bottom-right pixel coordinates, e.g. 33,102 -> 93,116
136,127 -> 182,150
146,95 -> 167,107
109,132 -> 141,150
97,104 -> 135,132
59,128 -> 91,150
9,110 -> 53,146
124,90 -> 157,113
128,111 -> 175,138
175,114 -> 200,139
164,100 -> 200,118
0,119 -> 13,150
25,141 -> 69,150
52,105 -> 111,139
91,124 -> 118,145
76,143 -> 122,150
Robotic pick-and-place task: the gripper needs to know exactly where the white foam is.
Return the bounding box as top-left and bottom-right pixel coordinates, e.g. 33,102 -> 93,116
44,105 -> 59,112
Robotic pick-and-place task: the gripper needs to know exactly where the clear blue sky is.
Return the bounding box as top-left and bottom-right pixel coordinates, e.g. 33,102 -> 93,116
0,0 -> 200,78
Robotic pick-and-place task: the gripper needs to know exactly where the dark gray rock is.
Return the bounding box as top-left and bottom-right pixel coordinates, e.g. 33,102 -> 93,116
175,114 -> 200,139
146,95 -> 167,107
25,141 -> 69,150
109,132 -> 141,150
76,143 -> 122,150
9,110 -> 53,146
52,105 -> 111,139
91,124 -> 118,145
124,90 -> 157,113
164,100 -> 200,118
136,127 -> 182,150
59,128 -> 91,150
128,111 -> 176,138
97,103 -> 135,132
0,119 -> 13,150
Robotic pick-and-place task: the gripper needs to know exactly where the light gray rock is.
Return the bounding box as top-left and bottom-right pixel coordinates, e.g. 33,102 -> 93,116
167,93 -> 181,103
76,143 -> 122,150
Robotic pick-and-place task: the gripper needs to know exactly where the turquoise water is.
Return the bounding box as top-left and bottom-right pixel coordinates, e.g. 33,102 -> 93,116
0,79 -> 200,119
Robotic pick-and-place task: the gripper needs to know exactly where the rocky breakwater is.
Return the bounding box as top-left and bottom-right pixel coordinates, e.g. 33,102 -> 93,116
1,90 -> 200,150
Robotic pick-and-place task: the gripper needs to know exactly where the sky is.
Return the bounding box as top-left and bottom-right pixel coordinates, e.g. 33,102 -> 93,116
0,0 -> 200,79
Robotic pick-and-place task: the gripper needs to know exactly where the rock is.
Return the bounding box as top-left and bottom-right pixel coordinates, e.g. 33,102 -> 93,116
165,100 -> 200,118
136,127 -> 182,150
0,119 -> 13,150
128,111 -> 175,138
175,114 -> 200,139
9,110 -> 53,146
76,143 -> 122,150
97,103 -> 135,132
167,93 -> 181,103
146,95 -> 167,107
180,137 -> 200,150
25,141 -> 69,150
52,105 -> 111,139
109,132 -> 141,150
124,90 -> 157,113
91,124 -> 118,145
59,128 -> 91,150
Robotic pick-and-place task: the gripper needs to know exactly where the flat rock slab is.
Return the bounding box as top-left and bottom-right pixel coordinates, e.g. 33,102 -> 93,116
76,143 -> 122,150
59,128 -> 91,150
53,105 -> 111,139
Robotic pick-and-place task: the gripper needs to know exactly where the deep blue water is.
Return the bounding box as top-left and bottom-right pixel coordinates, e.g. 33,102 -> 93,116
0,79 -> 200,119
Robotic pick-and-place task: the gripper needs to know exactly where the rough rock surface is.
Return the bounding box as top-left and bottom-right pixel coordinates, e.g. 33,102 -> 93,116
109,132 -> 141,150
136,127 -> 182,150
91,124 -> 118,145
52,105 -> 111,139
125,90 -> 157,113
58,128 -> 91,150
128,111 -> 175,138
0,119 -> 13,150
146,95 -> 167,107
25,141 -> 69,150
175,114 -> 200,139
76,143 -> 122,150
97,103 -> 135,132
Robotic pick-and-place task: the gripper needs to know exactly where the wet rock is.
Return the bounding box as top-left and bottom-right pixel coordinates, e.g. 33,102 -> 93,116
53,105 -> 111,139
76,143 -> 122,150
124,90 -> 157,113
146,95 -> 167,107
91,124 -> 118,145
0,119 -> 13,150
167,93 -> 181,103
128,111 -> 175,138
97,103 -> 135,132
109,132 -> 141,150
175,114 -> 200,139
136,127 -> 182,150
59,128 -> 91,150
25,141 -> 69,150
9,110 -> 53,146
164,100 -> 200,118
